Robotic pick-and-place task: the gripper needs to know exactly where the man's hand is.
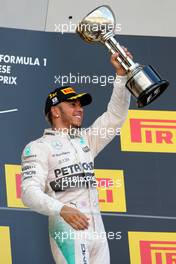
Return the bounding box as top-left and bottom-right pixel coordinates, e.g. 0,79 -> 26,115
111,47 -> 133,76
60,205 -> 90,230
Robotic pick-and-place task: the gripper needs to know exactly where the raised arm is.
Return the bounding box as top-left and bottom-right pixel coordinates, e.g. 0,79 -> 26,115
87,50 -> 132,158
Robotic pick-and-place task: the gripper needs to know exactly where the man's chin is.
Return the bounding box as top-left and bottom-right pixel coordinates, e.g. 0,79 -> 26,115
71,122 -> 82,129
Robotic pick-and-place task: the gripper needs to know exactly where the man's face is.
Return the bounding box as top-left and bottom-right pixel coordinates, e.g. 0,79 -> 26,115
56,99 -> 84,128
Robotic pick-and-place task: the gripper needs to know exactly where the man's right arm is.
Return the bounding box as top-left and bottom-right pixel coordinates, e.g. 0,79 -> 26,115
21,141 -> 89,229
21,141 -> 64,216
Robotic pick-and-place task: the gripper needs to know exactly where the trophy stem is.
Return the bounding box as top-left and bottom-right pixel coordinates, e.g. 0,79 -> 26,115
104,36 -> 136,71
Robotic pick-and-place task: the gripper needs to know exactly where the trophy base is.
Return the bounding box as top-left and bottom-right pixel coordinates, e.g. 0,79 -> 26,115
137,80 -> 169,107
126,65 -> 169,108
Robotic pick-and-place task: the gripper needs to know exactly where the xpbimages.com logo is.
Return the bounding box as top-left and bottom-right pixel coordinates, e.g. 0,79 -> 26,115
54,73 -> 122,87
54,21 -> 122,34
54,230 -> 122,243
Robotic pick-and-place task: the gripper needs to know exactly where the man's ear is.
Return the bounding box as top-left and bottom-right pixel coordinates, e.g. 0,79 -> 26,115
51,106 -> 60,118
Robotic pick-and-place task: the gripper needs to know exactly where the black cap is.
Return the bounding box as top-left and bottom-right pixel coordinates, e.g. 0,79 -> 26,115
45,86 -> 92,115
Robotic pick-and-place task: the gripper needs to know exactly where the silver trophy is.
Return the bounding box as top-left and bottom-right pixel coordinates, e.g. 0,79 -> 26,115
76,5 -> 169,107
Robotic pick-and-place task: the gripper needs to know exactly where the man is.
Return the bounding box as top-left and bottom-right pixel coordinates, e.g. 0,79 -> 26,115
21,49 -> 132,264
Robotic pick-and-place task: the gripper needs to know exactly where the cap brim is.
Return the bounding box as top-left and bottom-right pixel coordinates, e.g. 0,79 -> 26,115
67,93 -> 92,106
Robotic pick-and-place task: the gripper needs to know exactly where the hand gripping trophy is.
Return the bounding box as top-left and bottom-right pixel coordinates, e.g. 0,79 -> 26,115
76,5 -> 169,107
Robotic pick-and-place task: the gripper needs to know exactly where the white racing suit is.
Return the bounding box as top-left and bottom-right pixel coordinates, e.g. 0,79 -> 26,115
21,76 -> 130,264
